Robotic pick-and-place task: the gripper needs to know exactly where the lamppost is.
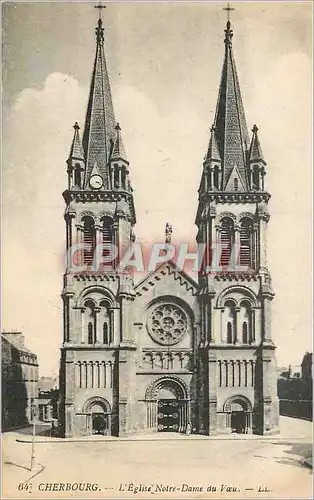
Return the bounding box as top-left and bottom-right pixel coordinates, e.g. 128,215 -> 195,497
30,399 -> 37,470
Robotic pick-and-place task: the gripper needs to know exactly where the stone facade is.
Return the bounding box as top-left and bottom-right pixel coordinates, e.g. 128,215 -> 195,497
59,15 -> 279,437
2,332 -> 39,429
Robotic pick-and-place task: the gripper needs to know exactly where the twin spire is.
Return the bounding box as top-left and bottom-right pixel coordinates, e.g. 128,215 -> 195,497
68,13 -> 128,190
205,18 -> 266,192
68,8 -> 265,194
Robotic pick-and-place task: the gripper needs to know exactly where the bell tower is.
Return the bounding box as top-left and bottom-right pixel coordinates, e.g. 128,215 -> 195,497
196,15 -> 279,435
59,11 -> 137,438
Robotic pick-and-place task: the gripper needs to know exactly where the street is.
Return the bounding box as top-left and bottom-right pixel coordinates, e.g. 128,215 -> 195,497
2,417 -> 312,499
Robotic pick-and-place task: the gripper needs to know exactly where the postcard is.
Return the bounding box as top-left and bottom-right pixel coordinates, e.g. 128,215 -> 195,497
2,1 -> 312,499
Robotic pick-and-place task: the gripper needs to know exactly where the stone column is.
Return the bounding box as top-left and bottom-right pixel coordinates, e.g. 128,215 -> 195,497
207,350 -> 217,435
259,211 -> 269,271
262,296 -> 273,343
118,167 -> 122,188
111,166 -> 114,189
112,308 -> 119,344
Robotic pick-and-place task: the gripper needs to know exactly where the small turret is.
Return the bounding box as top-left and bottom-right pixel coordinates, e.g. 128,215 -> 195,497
66,122 -> 85,190
248,125 -> 266,191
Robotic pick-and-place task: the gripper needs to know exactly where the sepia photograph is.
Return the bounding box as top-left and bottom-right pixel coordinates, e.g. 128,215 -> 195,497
1,1 -> 313,498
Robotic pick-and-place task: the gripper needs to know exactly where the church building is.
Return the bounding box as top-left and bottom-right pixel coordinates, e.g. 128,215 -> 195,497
59,10 -> 279,437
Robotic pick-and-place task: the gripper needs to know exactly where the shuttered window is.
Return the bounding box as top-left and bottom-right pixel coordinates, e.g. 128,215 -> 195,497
240,218 -> 253,267
220,218 -> 234,267
83,217 -> 95,265
102,217 -> 114,268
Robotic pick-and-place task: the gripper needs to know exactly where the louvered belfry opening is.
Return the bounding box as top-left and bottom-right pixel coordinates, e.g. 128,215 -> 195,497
220,218 -> 234,268
239,218 -> 253,268
102,217 -> 115,269
83,216 -> 96,266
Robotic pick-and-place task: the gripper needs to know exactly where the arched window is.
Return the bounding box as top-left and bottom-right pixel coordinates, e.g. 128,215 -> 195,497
213,166 -> 219,189
225,300 -> 236,344
227,322 -> 233,344
88,322 -> 93,344
220,218 -> 234,267
102,217 -> 114,269
103,323 -> 109,344
242,322 -> 248,344
234,178 -> 238,191
114,168 -> 119,188
240,300 -> 253,344
121,168 -> 126,190
83,216 -> 96,265
253,166 -> 259,190
239,218 -> 253,268
74,165 -> 81,188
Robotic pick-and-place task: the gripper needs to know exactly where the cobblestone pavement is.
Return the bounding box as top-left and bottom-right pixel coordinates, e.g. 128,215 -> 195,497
2,417 -> 312,499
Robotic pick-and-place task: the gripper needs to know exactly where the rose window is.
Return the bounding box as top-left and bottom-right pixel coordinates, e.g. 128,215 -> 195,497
147,304 -> 188,345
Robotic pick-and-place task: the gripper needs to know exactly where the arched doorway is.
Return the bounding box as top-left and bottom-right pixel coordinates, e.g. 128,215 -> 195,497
146,377 -> 189,433
83,397 -> 111,436
223,395 -> 252,434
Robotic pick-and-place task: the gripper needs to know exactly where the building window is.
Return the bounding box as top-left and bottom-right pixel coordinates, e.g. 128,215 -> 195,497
239,218 -> 253,268
253,166 -> 260,190
220,218 -> 234,267
88,323 -> 93,344
83,216 -> 95,265
74,166 -> 81,188
242,322 -> 248,344
227,322 -> 233,344
234,178 -> 238,191
102,217 -> 114,269
213,166 -> 219,189
103,323 -> 109,344
240,300 -> 253,344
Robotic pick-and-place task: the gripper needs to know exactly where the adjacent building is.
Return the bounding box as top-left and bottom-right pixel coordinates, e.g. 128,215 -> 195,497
59,12 -> 279,437
2,332 -> 39,429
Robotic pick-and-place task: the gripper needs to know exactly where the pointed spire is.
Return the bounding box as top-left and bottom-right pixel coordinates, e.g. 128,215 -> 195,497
111,123 -> 128,161
212,19 -> 250,190
83,12 -> 116,188
249,124 -> 265,163
68,122 -> 84,160
205,125 -> 221,162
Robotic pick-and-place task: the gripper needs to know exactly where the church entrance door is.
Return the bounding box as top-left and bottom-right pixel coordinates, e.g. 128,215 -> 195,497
231,410 -> 246,434
157,400 -> 180,432
92,413 -> 108,435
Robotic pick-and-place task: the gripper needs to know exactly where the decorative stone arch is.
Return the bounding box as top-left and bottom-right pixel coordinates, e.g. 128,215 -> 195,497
216,212 -> 236,224
79,211 -> 97,224
82,396 -> 111,414
145,375 -> 189,401
237,212 -> 255,223
223,394 -> 253,413
216,286 -> 258,308
76,286 -> 118,308
98,212 -> 115,224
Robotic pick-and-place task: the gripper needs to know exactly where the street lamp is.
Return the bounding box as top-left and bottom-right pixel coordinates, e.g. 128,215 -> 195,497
30,399 -> 37,470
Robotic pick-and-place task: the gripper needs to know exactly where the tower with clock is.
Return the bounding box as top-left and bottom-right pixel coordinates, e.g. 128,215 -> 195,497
59,8 -> 279,438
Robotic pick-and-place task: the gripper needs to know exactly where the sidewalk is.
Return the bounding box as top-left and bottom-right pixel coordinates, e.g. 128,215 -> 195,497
15,431 -> 309,444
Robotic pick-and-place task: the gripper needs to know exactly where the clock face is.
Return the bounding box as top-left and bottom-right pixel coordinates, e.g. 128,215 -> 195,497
90,175 -> 103,189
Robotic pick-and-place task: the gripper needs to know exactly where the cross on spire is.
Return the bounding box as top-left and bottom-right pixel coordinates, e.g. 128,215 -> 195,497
223,2 -> 234,23
94,2 -> 106,20
94,3 -> 106,44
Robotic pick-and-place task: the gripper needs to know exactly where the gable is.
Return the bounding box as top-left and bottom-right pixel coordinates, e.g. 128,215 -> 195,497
225,164 -> 246,192
134,261 -> 199,298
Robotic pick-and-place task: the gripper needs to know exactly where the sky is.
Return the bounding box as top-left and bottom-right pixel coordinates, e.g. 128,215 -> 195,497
2,1 -> 312,377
